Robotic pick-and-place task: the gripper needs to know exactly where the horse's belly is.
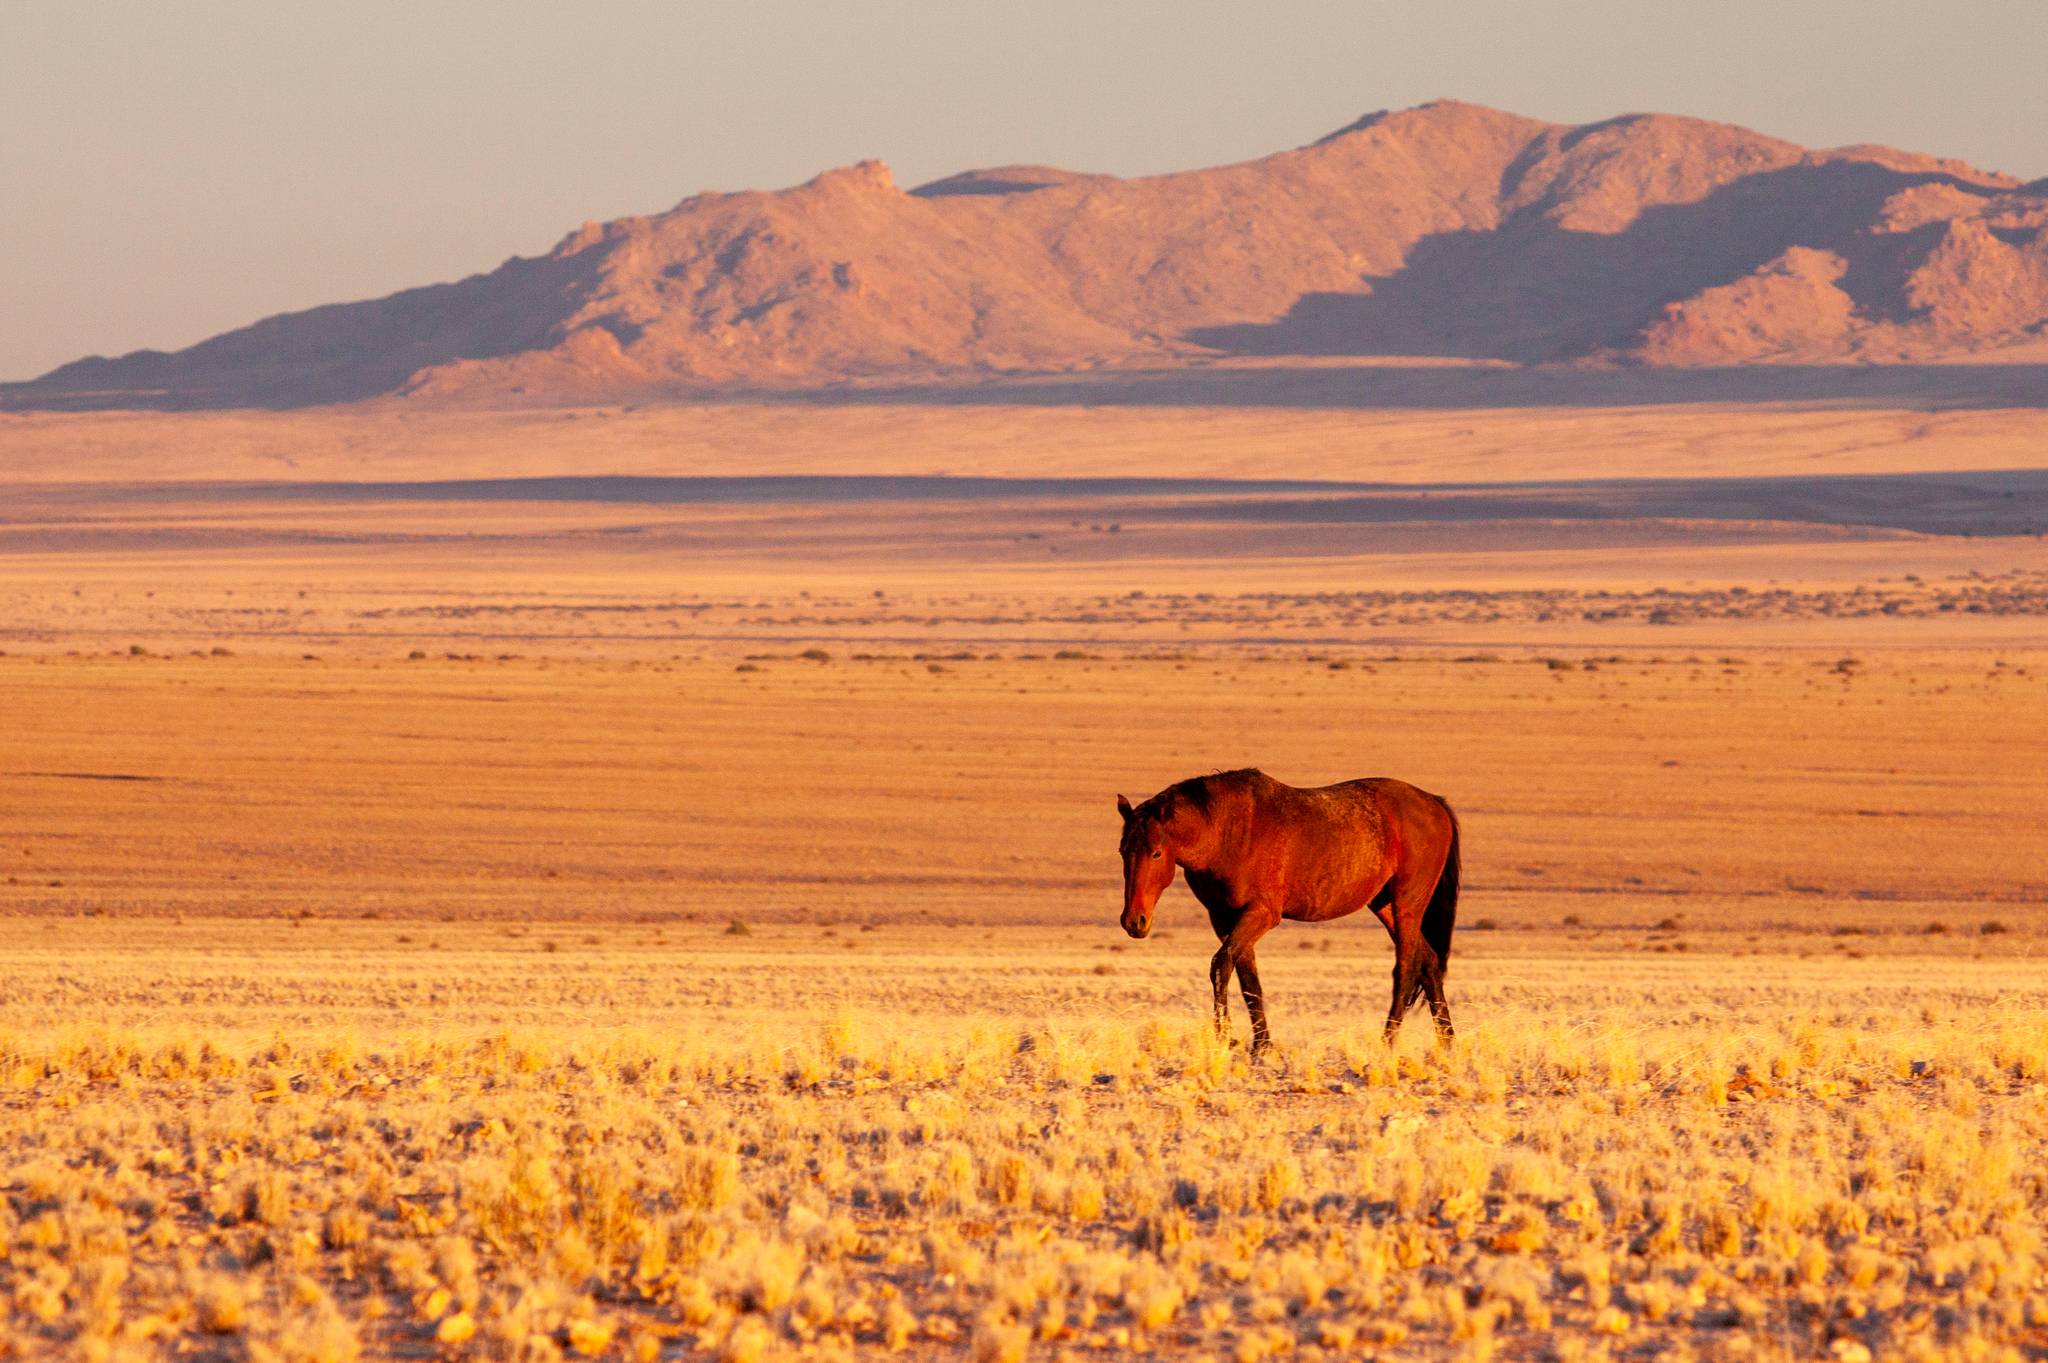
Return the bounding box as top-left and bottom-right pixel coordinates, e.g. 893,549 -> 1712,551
1281,868 -> 1386,923
1285,902 -> 1362,924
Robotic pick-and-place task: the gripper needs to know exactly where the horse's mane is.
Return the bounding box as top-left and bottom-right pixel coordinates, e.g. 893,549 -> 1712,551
1151,768 -> 1265,819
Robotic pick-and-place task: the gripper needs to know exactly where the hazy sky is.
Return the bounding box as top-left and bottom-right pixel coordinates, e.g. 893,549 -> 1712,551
5,1 -> 2044,381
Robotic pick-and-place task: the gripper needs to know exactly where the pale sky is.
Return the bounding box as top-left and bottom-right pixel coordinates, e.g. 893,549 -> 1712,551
4,1 -> 2043,381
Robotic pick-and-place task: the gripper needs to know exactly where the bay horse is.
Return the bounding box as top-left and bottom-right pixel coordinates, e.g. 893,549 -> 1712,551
1115,769 -> 1461,1050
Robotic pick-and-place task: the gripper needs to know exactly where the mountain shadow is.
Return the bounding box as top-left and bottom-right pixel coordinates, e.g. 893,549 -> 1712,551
1186,162 -> 2009,362
778,363 -> 2048,411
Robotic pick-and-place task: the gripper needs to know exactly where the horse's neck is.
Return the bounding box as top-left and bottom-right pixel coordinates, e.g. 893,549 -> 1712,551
1172,788 -> 1242,875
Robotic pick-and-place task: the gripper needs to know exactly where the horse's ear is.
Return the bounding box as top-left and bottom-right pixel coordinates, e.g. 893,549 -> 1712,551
1116,794 -> 1134,822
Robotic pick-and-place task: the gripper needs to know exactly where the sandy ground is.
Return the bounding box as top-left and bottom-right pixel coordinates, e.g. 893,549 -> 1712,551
3,396 -> 2046,929
6,388 -> 2048,485
3,651 -> 2042,934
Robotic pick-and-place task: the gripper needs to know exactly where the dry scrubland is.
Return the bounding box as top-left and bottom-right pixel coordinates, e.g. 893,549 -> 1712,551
5,396 -> 2048,1360
5,932 -> 2048,1363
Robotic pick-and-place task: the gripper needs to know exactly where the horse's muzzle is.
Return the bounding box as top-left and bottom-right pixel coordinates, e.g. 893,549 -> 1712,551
1121,914 -> 1151,939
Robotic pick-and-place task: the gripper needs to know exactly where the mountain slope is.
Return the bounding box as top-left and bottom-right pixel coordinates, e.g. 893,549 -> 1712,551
13,100 -> 2048,410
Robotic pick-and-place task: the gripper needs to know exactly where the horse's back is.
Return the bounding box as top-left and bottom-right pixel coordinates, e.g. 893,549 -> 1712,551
1331,775 -> 1450,818
1269,773 -> 1448,827
1271,775 -> 1455,875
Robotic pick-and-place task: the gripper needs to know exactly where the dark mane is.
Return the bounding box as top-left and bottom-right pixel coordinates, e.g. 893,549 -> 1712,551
1125,771 -> 1273,855
1140,768 -> 1257,821
1185,768 -> 1268,811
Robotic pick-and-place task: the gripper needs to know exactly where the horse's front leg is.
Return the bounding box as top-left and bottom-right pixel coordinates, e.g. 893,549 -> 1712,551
1203,903 -> 1242,1045
1210,912 -> 1277,1054
1235,950 -> 1270,1055
1208,943 -> 1235,1043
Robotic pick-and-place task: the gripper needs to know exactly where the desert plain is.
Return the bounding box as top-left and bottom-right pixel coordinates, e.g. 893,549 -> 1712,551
3,383 -> 2048,1363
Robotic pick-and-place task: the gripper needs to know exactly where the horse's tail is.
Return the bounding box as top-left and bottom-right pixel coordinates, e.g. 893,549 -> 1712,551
1423,798 -> 1460,972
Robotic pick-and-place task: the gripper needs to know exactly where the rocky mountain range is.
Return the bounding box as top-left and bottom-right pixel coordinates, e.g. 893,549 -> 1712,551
13,100 -> 2048,410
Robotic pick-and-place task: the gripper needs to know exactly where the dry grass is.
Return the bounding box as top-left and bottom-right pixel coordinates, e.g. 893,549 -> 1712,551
4,933 -> 2048,1361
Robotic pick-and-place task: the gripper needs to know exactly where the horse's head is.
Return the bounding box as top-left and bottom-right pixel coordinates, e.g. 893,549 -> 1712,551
1116,792 -> 1178,938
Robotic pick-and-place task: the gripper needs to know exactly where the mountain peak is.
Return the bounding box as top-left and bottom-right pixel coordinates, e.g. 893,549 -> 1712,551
1315,98 -> 1549,147
1314,108 -> 1390,144
801,159 -> 897,195
910,164 -> 1101,198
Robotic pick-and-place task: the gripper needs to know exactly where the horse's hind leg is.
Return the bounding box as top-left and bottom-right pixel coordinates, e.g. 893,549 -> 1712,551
1381,874 -> 1442,1044
1383,939 -> 1422,1043
1420,952 -> 1453,1040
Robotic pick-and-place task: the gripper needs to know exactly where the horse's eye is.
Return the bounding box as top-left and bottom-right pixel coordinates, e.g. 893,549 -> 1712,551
1150,850 -> 1162,860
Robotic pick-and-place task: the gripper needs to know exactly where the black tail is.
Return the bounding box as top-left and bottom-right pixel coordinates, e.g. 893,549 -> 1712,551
1422,799 -> 1460,972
